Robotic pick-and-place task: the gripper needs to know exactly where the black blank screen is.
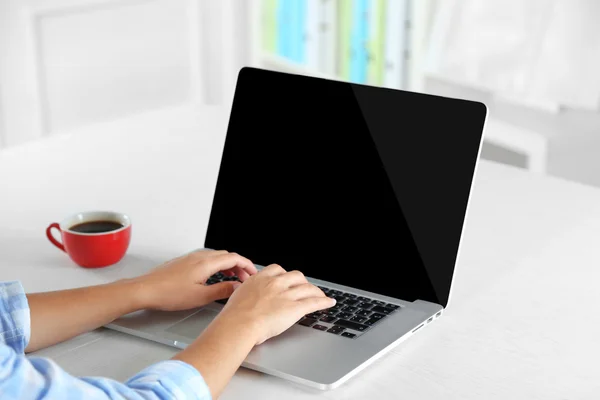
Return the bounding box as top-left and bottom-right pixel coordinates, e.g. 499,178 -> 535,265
205,68 -> 486,307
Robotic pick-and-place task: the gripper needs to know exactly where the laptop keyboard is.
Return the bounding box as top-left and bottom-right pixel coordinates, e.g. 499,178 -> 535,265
297,286 -> 400,339
206,273 -> 401,339
205,272 -> 240,305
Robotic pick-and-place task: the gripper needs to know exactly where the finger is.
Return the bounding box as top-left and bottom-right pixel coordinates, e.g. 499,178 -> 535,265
203,253 -> 257,277
202,281 -> 241,302
188,249 -> 228,259
220,253 -> 257,276
220,266 -> 250,281
206,249 -> 229,255
258,264 -> 287,277
274,270 -> 307,288
232,266 -> 251,282
297,296 -> 337,315
285,283 -> 325,300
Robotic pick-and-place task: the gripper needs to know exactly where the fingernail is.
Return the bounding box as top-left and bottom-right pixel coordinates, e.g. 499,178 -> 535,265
232,282 -> 242,290
329,298 -> 336,305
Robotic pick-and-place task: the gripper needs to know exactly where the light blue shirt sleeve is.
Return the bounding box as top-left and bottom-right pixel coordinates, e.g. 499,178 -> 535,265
0,281 -> 212,400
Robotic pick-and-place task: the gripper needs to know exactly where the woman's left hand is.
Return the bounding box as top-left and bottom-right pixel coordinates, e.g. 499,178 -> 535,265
132,249 -> 257,311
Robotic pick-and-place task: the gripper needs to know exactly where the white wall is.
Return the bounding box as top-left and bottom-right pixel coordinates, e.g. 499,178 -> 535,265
0,0 -> 251,149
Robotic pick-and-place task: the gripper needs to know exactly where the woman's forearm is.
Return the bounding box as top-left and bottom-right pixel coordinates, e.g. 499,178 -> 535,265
172,313 -> 258,399
25,279 -> 144,352
23,250 -> 258,354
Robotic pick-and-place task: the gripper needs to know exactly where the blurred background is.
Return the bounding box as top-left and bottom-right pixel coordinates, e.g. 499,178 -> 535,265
1,0 -> 600,186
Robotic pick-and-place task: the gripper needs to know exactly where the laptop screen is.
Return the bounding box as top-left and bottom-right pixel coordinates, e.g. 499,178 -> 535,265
205,68 -> 486,308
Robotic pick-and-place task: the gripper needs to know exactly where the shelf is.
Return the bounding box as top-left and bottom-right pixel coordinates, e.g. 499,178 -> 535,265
259,52 -> 408,91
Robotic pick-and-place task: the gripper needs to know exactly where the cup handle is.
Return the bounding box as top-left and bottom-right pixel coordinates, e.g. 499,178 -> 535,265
46,223 -> 66,252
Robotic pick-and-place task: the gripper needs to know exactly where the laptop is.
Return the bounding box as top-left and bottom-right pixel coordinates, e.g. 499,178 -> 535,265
106,67 -> 487,390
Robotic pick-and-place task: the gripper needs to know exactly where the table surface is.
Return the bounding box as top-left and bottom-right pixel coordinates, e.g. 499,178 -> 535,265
1,105 -> 599,399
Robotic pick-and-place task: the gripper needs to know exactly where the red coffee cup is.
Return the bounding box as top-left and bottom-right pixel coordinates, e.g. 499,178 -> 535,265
46,211 -> 131,268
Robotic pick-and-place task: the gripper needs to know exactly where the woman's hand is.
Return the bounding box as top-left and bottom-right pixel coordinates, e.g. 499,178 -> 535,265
173,263 -> 335,398
133,249 -> 257,311
220,264 -> 336,344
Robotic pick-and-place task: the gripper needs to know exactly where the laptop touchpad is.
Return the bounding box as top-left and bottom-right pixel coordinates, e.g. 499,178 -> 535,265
164,308 -> 218,339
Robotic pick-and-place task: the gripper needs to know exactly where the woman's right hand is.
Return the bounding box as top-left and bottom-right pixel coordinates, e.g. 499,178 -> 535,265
220,264 -> 336,345
173,263 -> 335,398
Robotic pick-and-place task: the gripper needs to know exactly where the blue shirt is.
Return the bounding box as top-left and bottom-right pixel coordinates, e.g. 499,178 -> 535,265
0,281 -> 211,399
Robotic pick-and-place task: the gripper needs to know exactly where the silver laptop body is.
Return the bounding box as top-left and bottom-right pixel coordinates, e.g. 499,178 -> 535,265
106,67 -> 487,390
107,271 -> 443,390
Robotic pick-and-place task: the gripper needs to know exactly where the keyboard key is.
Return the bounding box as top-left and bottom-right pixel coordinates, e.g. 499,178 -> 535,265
371,306 -> 393,315
356,309 -> 372,317
370,313 -> 386,320
372,300 -> 386,306
320,316 -> 337,323
318,286 -> 329,292
206,279 -> 218,285
299,318 -> 317,327
327,326 -> 345,335
345,293 -> 357,299
307,312 -> 324,319
364,318 -> 382,326
332,295 -> 345,302
357,296 -> 370,301
343,299 -> 359,306
336,312 -> 353,320
357,302 -> 373,310
350,315 -> 367,323
342,306 -> 358,313
330,290 -> 343,296
386,304 -> 400,310
312,324 -> 328,331
341,332 -> 356,339
213,272 -> 224,279
334,319 -> 369,332
325,309 -> 339,317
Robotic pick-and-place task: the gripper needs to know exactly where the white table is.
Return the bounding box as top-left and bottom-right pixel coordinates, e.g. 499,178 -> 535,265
1,105 -> 599,399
